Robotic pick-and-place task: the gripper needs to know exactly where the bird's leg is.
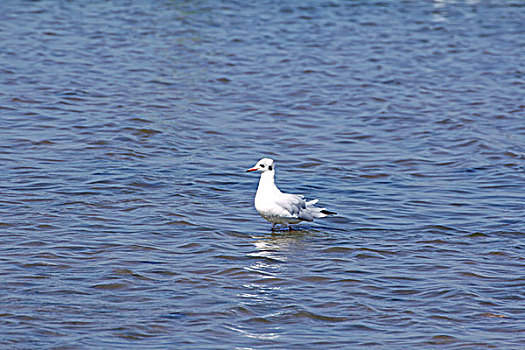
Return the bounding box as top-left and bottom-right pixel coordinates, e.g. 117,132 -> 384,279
271,223 -> 277,231
288,225 -> 294,231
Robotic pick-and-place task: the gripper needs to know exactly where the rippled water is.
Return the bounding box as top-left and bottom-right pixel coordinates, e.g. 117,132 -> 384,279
1,0 -> 524,348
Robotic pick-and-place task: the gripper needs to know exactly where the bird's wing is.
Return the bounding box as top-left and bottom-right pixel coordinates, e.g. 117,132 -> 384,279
274,193 -> 309,219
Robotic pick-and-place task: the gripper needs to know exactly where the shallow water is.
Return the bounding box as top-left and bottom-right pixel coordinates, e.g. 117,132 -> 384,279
1,0 -> 524,348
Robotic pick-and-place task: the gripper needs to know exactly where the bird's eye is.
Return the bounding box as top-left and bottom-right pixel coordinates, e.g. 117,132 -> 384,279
260,164 -> 265,168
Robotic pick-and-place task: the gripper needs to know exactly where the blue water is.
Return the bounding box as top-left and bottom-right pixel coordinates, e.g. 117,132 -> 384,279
1,0 -> 524,348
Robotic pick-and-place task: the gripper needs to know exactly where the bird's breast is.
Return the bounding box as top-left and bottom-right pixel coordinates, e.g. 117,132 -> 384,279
254,193 -> 270,212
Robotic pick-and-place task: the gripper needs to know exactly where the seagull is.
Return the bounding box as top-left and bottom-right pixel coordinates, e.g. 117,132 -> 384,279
246,158 -> 336,230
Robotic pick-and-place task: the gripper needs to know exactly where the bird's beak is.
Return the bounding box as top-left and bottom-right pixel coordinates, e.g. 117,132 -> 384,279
246,167 -> 258,173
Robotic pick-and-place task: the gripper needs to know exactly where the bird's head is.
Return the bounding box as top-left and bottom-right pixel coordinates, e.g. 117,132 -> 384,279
246,158 -> 275,173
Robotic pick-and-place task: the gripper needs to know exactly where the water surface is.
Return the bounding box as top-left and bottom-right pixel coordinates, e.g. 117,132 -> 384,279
0,0 -> 524,349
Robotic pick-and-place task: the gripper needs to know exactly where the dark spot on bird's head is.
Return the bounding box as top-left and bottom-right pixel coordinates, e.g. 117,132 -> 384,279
268,165 -> 273,171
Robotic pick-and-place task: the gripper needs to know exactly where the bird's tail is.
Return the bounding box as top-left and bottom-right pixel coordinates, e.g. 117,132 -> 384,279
306,199 -> 336,218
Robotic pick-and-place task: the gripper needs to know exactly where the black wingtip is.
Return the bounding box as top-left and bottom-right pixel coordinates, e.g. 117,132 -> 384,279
321,210 -> 337,215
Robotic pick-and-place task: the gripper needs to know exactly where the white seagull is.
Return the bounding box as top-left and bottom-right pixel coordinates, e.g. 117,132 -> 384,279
246,158 -> 336,230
